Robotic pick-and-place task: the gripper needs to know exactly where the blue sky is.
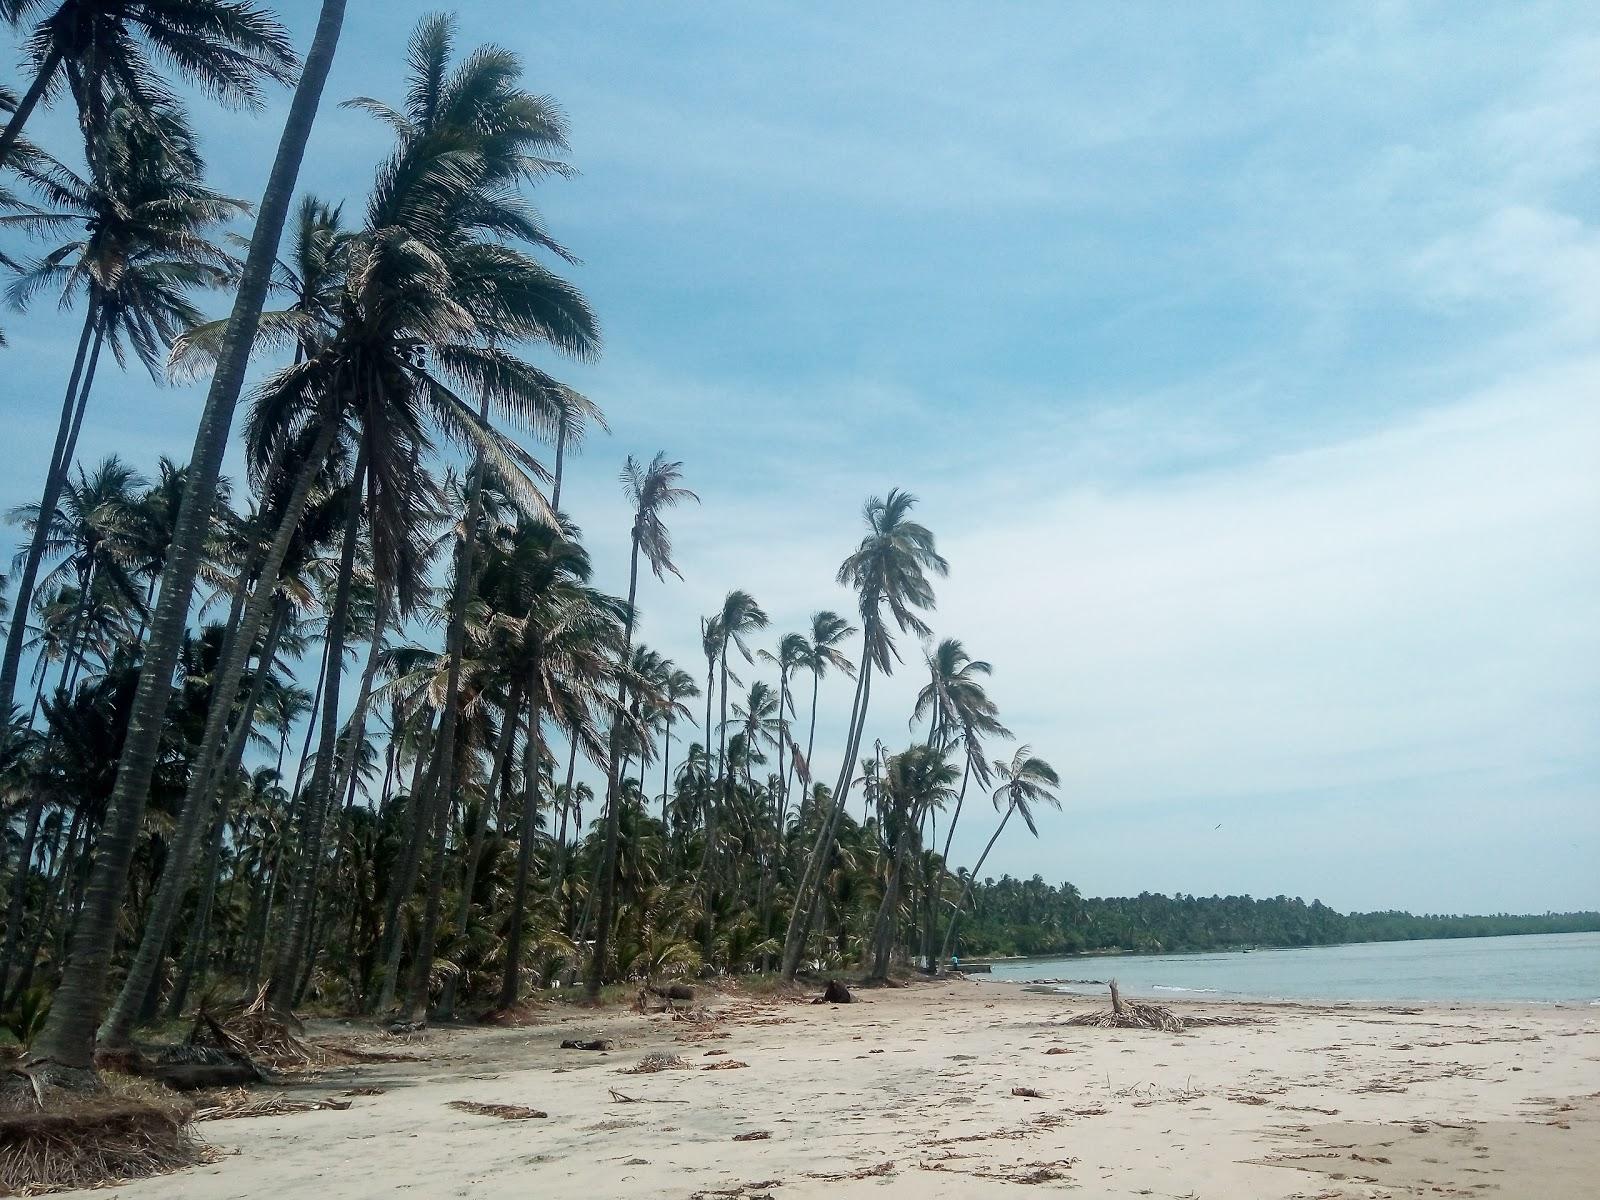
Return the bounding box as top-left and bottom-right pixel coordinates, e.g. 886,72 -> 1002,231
3,2 -> 1598,913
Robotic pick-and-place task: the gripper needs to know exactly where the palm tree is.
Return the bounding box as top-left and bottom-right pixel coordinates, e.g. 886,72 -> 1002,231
914,637 -> 1010,967
866,744 -> 958,980
0,99 -> 244,718
168,195 -> 351,378
793,611 -> 856,817
24,0 -> 349,1083
0,0 -> 297,171
781,489 -> 946,980
939,747 -> 1061,966
8,456 -> 147,695
585,453 -> 696,1000
655,667 -> 699,833
704,589 -> 766,905
758,633 -> 805,816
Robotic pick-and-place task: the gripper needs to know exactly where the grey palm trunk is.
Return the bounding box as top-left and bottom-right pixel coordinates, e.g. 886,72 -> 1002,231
100,584 -> 298,1044
584,526 -> 642,1000
268,440 -> 368,1007
397,416 -> 492,1021
940,804 -> 1014,966
781,648 -> 873,980
25,0 -> 348,1079
0,305 -> 103,721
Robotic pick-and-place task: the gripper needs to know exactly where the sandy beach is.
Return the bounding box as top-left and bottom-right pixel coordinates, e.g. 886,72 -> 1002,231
83,979 -> 1600,1200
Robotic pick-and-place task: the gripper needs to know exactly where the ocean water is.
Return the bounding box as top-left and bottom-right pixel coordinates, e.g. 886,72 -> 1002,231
988,931 -> 1600,1004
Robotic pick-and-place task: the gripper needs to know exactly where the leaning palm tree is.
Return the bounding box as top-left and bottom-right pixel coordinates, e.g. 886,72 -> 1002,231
705,589 -> 767,907
913,636 -> 1011,861
585,453 -> 697,999
24,0 -> 348,1085
0,99 -> 243,718
939,747 -> 1061,966
0,0 -> 298,171
781,489 -> 947,981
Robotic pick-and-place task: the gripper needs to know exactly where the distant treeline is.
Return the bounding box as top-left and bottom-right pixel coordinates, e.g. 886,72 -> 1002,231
956,876 -> 1600,958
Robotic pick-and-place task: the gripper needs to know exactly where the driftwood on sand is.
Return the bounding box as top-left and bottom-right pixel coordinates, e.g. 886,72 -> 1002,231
1064,981 -> 1260,1033
447,1100 -> 548,1120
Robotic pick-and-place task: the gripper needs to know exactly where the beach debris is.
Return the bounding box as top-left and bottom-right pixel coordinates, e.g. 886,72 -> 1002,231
1064,980 -> 1260,1034
702,1059 -> 749,1071
815,980 -> 854,1004
447,1100 -> 548,1120
194,1090 -> 352,1121
560,1038 -> 615,1052
344,1086 -> 386,1097
201,984 -> 318,1070
638,982 -> 697,1013
621,1053 -> 692,1074
1043,1046 -> 1073,1055
689,1181 -> 783,1199
608,1088 -> 689,1105
732,1130 -> 771,1141
804,1161 -> 896,1181
1011,1086 -> 1046,1099
0,1070 -> 205,1195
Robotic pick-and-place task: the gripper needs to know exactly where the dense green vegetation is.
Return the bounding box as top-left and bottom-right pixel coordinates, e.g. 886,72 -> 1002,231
953,877 -> 1600,958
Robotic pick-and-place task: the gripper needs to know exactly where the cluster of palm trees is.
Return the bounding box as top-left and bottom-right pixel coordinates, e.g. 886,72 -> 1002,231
0,3 -> 1061,1089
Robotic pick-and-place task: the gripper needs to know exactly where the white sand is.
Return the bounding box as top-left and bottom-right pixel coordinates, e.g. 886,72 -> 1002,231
91,980 -> 1600,1199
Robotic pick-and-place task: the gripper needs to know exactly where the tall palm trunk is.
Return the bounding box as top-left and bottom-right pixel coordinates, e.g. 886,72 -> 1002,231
107,426 -> 327,1039
435,682 -> 521,1019
550,411 -> 568,510
161,595 -> 293,1023
660,718 -> 672,835
400,419 -> 491,1020
939,804 -> 1013,966
294,597 -> 388,1003
781,647 -> 873,981
24,0 -> 348,1079
0,44 -> 65,171
269,443 -> 366,1006
584,527 -> 642,1000
868,798 -> 921,981
0,306 -> 99,718
498,686 -> 544,1010
372,712 -> 438,1011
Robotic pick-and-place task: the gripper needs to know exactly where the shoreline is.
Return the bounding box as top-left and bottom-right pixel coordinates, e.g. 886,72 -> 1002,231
98,978 -> 1600,1199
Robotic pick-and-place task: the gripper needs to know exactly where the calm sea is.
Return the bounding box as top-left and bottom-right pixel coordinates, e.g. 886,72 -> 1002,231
988,931 -> 1600,1004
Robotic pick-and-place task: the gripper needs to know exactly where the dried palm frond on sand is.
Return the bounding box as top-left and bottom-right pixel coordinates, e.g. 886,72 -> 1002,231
620,1053 -> 692,1074
1064,981 -> 1260,1033
0,1072 -> 203,1195
193,1088 -> 352,1122
447,1100 -> 547,1120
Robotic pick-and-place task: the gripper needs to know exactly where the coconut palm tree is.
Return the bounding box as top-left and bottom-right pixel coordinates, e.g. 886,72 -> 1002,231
0,99 -> 243,718
758,633 -> 805,816
24,0 -> 348,1083
168,195 -> 351,378
0,0 -> 297,171
585,453 -> 696,999
781,489 -> 946,980
792,611 -> 856,817
866,743 -> 958,980
655,666 -> 699,831
939,747 -> 1061,966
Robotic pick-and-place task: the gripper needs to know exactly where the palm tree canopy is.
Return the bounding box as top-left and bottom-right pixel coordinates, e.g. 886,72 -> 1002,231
837,488 -> 947,672
5,0 -> 297,121
622,453 -> 697,581
991,745 -> 1062,837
